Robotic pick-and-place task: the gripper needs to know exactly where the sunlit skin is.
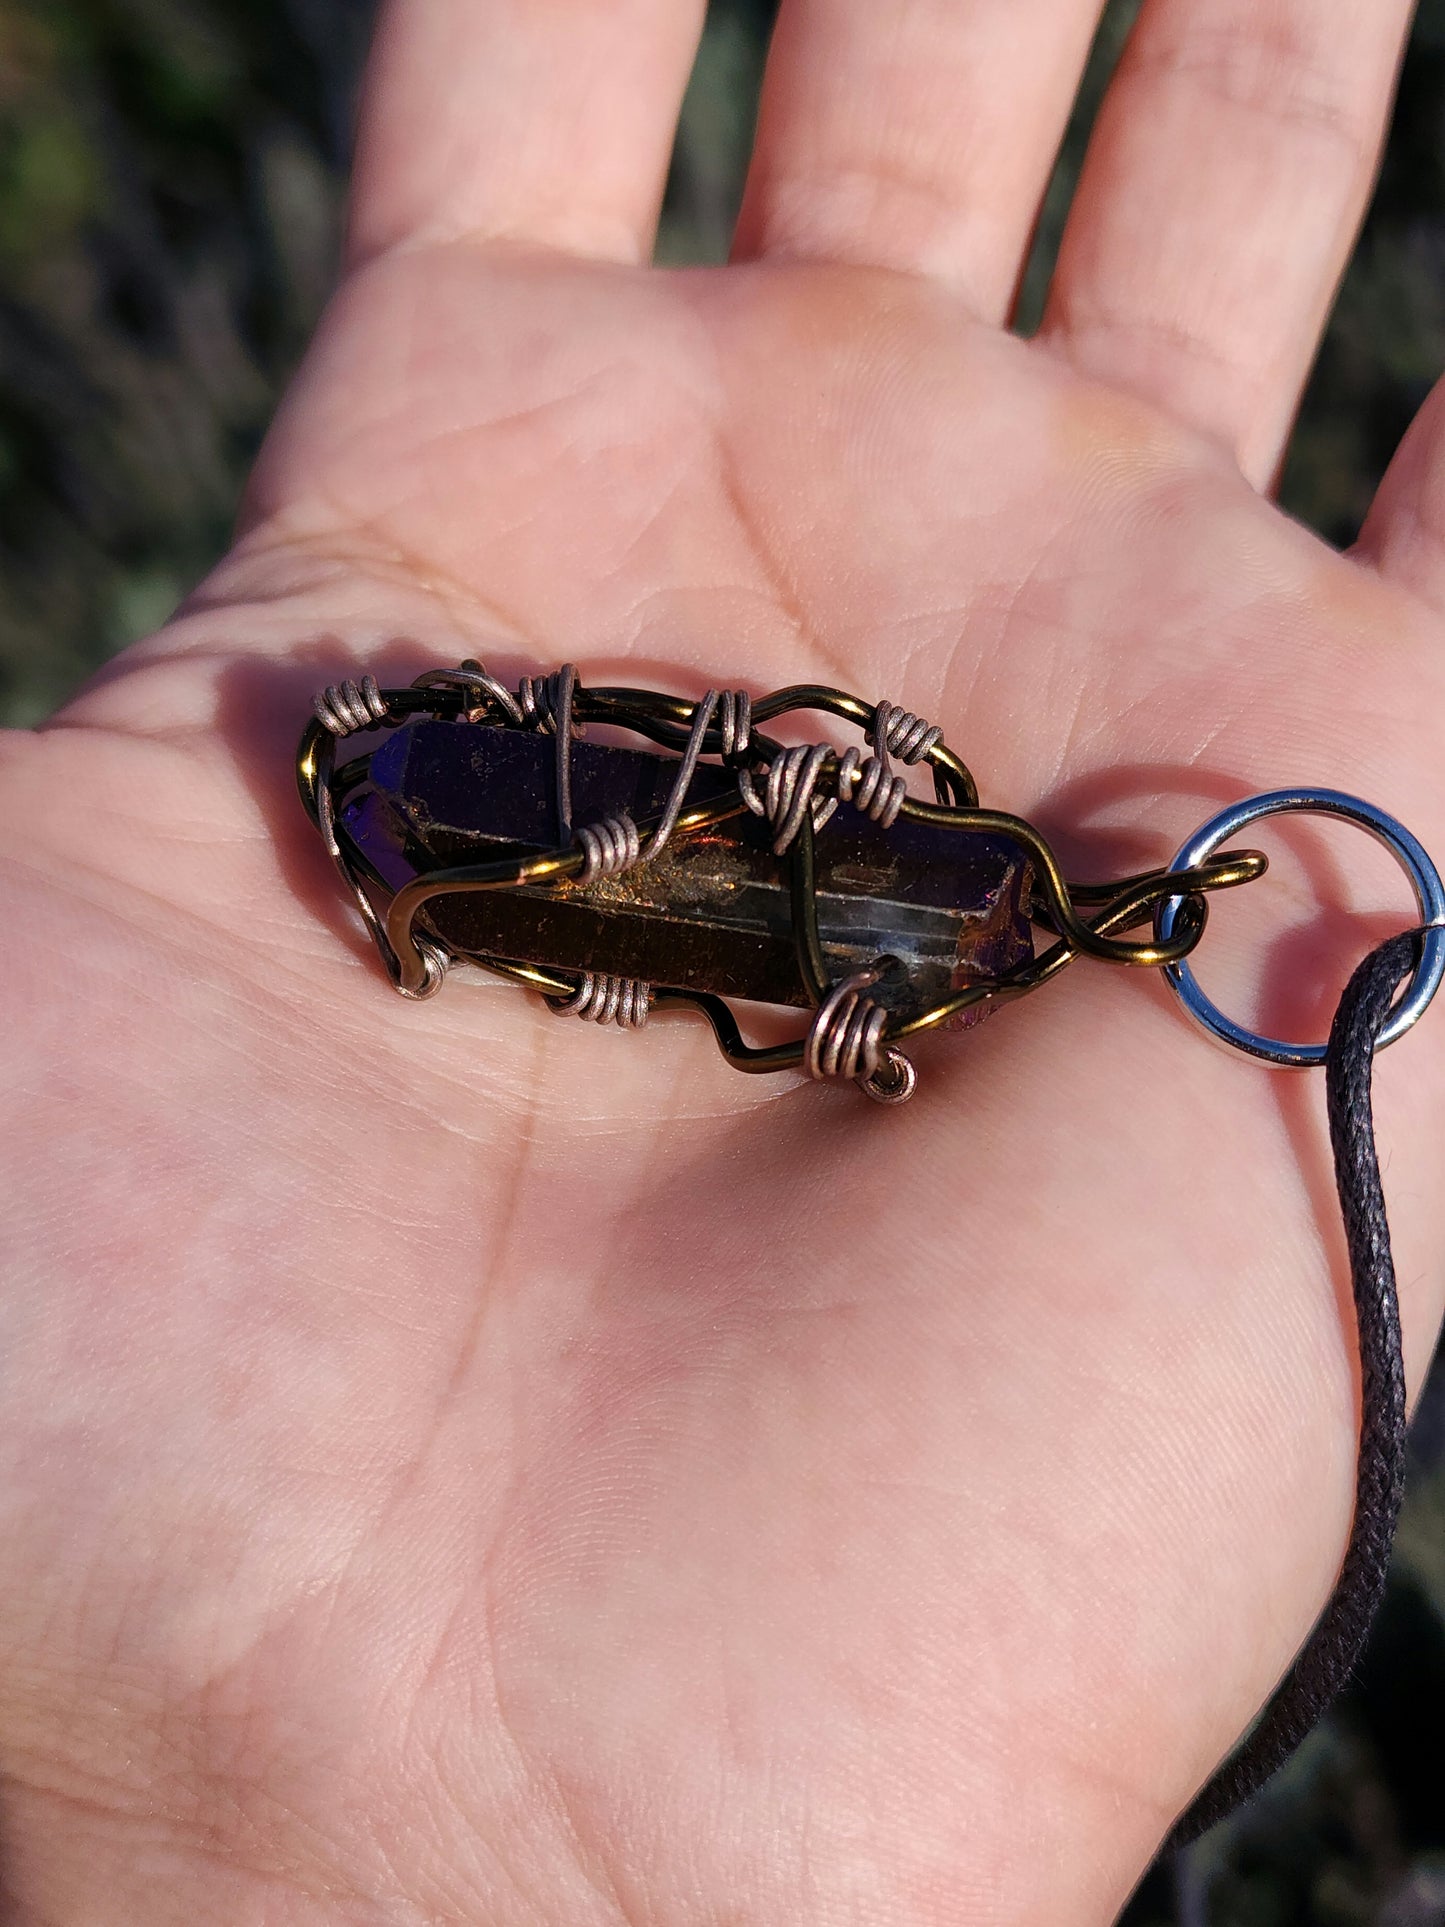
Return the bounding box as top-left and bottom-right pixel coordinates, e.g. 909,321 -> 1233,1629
4,1 -> 1445,1921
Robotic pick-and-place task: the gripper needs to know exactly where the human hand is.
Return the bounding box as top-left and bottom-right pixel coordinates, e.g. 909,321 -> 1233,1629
4,2 -> 1445,1920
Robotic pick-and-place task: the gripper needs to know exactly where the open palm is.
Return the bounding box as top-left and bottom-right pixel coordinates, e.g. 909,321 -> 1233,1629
5,2 -> 1445,1921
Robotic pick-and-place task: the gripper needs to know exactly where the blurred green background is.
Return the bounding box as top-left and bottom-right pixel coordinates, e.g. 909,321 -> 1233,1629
3,2 -> 1445,1919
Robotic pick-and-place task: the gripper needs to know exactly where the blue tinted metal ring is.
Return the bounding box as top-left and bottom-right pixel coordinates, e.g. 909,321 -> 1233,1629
1154,788 -> 1445,1068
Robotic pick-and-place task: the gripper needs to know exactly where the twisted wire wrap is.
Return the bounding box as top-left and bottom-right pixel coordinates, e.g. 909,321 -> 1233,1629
740,742 -> 838,854
517,665 -> 580,735
804,961 -> 918,1103
806,974 -> 886,1081
717,688 -> 753,764
575,813 -> 641,883
836,745 -> 908,829
313,675 -> 388,736
738,699 -> 938,851
874,701 -> 941,765
570,690 -> 719,882
520,662 -> 581,840
548,972 -> 651,1028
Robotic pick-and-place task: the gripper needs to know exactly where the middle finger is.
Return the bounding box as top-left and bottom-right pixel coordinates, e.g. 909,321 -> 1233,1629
733,0 -> 1107,320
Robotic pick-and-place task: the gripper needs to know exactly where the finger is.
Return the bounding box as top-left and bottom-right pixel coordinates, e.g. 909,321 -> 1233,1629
348,0 -> 706,269
1042,0 -> 1415,487
1356,376 -> 1445,614
733,0 -> 1107,319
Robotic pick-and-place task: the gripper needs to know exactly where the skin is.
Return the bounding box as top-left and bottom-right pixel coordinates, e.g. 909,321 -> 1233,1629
3,0 -> 1445,1920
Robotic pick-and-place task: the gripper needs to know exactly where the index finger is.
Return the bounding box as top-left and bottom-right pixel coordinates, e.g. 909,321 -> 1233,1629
348,0 -> 706,269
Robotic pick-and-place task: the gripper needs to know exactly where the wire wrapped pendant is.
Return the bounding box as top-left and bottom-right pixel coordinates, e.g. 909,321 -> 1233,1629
299,658 -> 1444,1102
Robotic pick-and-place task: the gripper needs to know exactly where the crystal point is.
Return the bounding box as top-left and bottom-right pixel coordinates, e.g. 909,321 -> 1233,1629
335,719 -> 1033,1023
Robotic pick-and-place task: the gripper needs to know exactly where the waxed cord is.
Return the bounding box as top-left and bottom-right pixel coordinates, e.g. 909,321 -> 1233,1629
1171,926 -> 1424,1846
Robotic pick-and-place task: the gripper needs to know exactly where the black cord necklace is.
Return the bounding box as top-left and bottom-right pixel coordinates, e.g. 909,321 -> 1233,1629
1172,925 -> 1423,1842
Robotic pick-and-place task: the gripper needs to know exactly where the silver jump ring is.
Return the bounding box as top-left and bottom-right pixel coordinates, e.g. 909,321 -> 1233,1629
1155,787 -> 1445,1068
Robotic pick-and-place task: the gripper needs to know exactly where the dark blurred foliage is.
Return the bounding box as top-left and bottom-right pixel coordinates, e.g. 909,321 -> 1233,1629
0,0 -> 371,722
3,3 -> 1445,1920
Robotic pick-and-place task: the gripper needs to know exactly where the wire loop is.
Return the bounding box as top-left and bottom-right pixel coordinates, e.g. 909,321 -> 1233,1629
1157,788 -> 1445,1066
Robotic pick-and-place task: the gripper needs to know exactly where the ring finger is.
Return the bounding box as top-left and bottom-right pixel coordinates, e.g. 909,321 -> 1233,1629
1041,0 -> 1417,488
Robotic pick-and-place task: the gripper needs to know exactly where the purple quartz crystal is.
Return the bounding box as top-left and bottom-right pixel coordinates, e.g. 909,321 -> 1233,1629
335,719 -> 1033,1021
